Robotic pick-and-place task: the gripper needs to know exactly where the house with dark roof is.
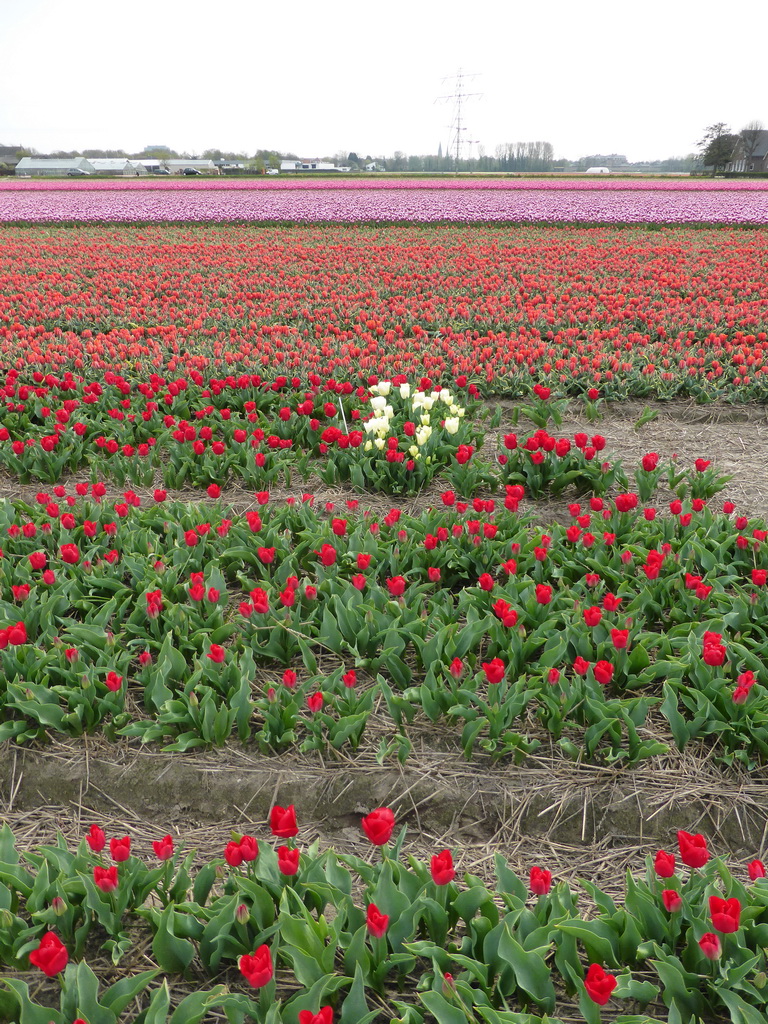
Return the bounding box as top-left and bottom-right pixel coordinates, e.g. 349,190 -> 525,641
727,130 -> 768,172
0,146 -> 23,172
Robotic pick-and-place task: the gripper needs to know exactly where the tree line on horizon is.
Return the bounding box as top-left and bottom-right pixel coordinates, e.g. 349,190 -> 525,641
1,126 -> 762,174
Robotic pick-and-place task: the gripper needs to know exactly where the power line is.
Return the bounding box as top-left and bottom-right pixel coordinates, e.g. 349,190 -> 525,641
435,69 -> 483,165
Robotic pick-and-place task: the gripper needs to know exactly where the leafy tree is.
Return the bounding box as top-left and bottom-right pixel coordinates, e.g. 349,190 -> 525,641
141,147 -> 178,159
698,123 -> 737,175
739,120 -> 765,166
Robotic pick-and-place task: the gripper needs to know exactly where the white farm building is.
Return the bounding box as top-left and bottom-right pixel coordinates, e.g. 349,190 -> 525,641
280,159 -> 350,172
15,157 -> 95,176
88,158 -> 147,176
16,156 -> 217,177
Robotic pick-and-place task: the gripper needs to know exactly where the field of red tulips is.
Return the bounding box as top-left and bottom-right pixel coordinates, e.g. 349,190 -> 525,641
1,224 -> 768,401
2,218 -> 768,1024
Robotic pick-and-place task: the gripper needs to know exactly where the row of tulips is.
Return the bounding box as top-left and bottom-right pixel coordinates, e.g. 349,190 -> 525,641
0,368 -> 731,502
0,466 -> 765,766
2,183 -> 767,222
0,374 -> 493,491
2,225 -> 768,399
2,811 -> 768,1023
4,177 -> 767,191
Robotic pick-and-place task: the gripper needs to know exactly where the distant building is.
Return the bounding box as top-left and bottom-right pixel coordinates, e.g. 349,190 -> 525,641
165,159 -> 218,174
15,157 -> 95,176
584,166 -> 611,174
280,159 -> 348,172
727,131 -> 768,173
137,158 -> 217,175
0,147 -> 23,171
138,159 -> 168,173
88,158 -> 146,176
213,159 -> 246,172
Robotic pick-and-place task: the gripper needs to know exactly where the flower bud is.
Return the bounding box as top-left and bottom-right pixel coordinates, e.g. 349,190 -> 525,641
442,972 -> 457,997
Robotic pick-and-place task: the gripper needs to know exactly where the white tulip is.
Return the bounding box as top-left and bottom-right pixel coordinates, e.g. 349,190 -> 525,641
420,414 -> 431,426
439,389 -> 452,403
374,437 -> 385,450
378,381 -> 391,396
370,395 -> 387,412
399,383 -> 411,399
444,417 -> 460,435
364,440 -> 373,451
409,445 -> 419,457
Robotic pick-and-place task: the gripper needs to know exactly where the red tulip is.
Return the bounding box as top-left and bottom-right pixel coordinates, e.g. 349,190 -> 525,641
152,835 -> 174,860
654,850 -> 676,878
86,824 -> 106,852
110,836 -> 131,862
105,671 -> 123,692
662,889 -> 682,912
29,931 -> 69,977
277,846 -> 300,875
709,895 -> 741,933
529,866 -> 552,895
298,1008 -> 333,1024
677,830 -> 709,869
361,807 -> 395,845
270,805 -> 299,838
698,932 -> 721,960
60,543 -> 80,564
430,849 -> 456,885
239,944 -> 273,988
7,621 -> 27,645
366,902 -> 390,937
593,660 -> 614,686
482,658 -> 505,684
238,835 -> 259,862
94,865 -> 118,892
748,859 -> 766,881
584,963 -> 617,1005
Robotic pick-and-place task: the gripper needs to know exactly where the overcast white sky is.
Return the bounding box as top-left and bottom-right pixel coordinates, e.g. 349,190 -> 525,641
1,0 -> 765,162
